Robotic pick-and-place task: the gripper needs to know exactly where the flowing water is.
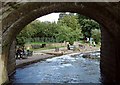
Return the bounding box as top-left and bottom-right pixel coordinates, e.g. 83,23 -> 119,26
10,52 -> 101,84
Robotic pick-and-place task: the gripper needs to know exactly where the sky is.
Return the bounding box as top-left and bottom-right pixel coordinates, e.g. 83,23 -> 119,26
37,13 -> 60,23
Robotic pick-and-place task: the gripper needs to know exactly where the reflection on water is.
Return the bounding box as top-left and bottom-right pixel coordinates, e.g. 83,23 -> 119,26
10,52 -> 101,84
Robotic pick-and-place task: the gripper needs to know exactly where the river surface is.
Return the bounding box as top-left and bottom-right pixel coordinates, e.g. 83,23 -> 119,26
10,52 -> 101,84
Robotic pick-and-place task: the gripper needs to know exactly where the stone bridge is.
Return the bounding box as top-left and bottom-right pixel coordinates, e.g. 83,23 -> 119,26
0,1 -> 120,84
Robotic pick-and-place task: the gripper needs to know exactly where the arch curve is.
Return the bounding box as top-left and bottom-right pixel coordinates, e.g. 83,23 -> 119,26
1,2 -> 120,84
3,2 -> 119,49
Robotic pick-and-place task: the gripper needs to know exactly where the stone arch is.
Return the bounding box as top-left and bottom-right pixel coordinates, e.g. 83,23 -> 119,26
1,2 -> 120,84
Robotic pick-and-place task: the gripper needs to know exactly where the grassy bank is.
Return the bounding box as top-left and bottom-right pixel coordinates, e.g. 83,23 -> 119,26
30,46 -> 66,51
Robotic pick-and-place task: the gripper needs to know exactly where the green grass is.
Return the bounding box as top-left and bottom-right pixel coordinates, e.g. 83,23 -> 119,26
29,42 -> 50,45
79,40 -> 85,44
30,46 -> 66,51
25,42 -> 66,51
26,41 -> 101,51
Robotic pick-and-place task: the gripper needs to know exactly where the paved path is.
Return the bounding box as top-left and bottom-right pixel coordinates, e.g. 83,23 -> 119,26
16,54 -> 54,68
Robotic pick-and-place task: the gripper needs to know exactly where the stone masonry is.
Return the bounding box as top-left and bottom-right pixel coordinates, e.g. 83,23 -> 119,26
0,1 -> 120,84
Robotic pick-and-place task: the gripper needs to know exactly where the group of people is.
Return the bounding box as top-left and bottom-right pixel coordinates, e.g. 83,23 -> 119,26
16,47 -> 32,59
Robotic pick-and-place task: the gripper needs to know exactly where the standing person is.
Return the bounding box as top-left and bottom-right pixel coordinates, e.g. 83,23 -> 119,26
16,48 -> 23,59
93,42 -> 96,47
22,46 -> 25,56
67,44 -> 70,50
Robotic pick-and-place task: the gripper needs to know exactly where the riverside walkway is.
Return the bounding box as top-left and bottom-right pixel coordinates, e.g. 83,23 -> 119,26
16,45 -> 100,68
16,53 -> 55,68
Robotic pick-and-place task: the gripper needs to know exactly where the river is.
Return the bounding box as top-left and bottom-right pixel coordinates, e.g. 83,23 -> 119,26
10,52 -> 101,84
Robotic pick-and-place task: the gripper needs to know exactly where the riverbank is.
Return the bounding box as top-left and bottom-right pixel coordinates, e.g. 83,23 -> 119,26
16,50 -> 74,68
16,54 -> 55,68
16,43 -> 100,68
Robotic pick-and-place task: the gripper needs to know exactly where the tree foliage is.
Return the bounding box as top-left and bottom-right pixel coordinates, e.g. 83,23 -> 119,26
91,29 -> 101,44
16,13 -> 101,46
57,13 -> 82,44
58,14 -> 80,30
78,14 -> 100,40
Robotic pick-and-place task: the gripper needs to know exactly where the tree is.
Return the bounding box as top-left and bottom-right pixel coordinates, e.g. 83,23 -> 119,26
16,22 -> 37,45
55,25 -> 71,42
57,13 -> 82,44
78,14 -> 100,41
91,29 -> 101,44
58,13 -> 80,30
16,20 -> 61,44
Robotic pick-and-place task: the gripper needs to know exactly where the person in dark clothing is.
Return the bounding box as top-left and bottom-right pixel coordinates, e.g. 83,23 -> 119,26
67,44 -> 70,50
22,47 -> 25,56
16,48 -> 23,59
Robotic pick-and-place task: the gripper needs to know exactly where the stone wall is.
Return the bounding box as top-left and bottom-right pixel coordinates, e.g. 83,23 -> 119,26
100,25 -> 120,84
100,27 -> 117,83
7,40 -> 16,76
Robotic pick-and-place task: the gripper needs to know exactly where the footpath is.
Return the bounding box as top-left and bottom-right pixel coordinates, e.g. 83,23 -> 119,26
16,54 -> 54,68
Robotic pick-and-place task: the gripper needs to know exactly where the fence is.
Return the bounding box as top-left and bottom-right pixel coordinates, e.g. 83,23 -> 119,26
25,37 -> 60,43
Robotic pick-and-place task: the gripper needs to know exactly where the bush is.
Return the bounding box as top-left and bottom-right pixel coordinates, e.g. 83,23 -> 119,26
91,29 -> 101,44
41,44 -> 46,48
69,40 -> 74,45
31,45 -> 42,49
